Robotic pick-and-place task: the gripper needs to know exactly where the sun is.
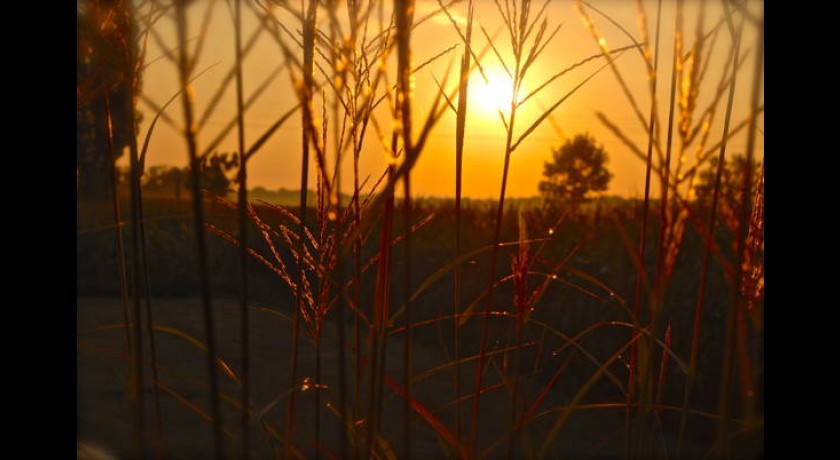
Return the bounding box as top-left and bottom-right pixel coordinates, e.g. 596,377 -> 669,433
469,66 -> 525,116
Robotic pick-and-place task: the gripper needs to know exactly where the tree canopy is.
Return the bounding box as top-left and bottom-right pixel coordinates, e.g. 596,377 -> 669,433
538,134 -> 612,211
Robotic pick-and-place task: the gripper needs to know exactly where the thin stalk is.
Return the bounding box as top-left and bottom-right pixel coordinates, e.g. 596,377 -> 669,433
716,6 -> 762,455
635,2 -> 681,457
125,76 -> 148,460
285,1 -> 317,458
136,157 -> 165,460
365,3 -> 413,455
677,6 -> 743,455
233,0 -> 250,457
653,0 -> 682,292
351,76 -> 365,459
627,1 -> 662,457
470,32 -> 523,460
174,2 -> 223,457
352,75 -> 363,460
115,38 -> 165,452
312,99 -> 329,460
328,6 -> 349,459
395,0 -> 414,458
120,9 -> 168,428
315,330 -> 322,460
453,2 -> 473,450
740,1 -> 764,428
365,166 -> 393,459
402,174 -> 412,460
334,134 -> 349,460
373,296 -> 391,457
103,92 -> 141,458
101,21 -> 166,452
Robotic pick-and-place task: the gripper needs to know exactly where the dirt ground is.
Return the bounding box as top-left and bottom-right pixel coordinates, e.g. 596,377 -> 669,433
79,297 -> 533,459
79,297 -> 721,459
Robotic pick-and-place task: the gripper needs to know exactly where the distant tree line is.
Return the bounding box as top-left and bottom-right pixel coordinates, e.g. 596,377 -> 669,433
118,151 -> 239,199
537,133 -> 761,219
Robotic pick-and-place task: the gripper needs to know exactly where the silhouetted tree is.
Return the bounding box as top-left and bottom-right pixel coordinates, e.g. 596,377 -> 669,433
539,134 -> 612,213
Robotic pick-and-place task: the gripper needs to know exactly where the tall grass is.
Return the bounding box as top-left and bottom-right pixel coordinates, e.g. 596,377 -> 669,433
174,1 -> 224,456
77,1 -> 763,458
715,3 -> 763,457
574,0 -> 763,458
444,0 -> 475,448
394,2 -> 415,458
676,2 -> 744,456
284,0 -> 317,457
101,91 -> 135,452
232,0 -> 251,457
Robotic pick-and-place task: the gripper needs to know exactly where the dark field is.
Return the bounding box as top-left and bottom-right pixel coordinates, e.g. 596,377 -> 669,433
77,198 -> 761,459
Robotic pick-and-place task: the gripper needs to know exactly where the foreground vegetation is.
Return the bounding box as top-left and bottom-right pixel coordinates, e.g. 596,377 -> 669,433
77,0 -> 763,458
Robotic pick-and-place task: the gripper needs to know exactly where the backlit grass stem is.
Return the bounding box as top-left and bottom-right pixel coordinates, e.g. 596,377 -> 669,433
173,1 -> 223,457
284,1 -> 318,458
232,0 -> 251,457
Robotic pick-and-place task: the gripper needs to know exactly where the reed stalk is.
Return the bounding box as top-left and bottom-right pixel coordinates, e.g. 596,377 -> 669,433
173,1 -> 223,456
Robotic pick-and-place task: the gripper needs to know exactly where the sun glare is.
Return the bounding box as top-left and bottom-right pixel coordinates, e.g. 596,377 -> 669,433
470,67 -> 525,116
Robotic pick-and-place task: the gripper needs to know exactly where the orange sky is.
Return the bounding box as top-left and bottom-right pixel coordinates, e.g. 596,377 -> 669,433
135,0 -> 763,199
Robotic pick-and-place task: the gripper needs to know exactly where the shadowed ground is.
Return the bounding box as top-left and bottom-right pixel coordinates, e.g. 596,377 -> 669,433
79,296 -> 743,459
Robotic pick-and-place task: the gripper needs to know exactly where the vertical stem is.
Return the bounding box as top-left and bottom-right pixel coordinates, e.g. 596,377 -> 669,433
352,115 -> 363,460
471,52 -> 521,460
334,145 -> 349,460
653,0 -> 681,292
91,1 -> 149,455
174,1 -> 223,457
233,0 -> 250,457
402,174 -> 412,460
315,329 -> 322,460
343,7 -> 364,458
676,8 -> 743,455
115,2 -> 166,455
120,4 -> 166,442
627,1 -> 662,457
395,0 -> 414,458
365,170 -> 393,459
285,1 -> 317,458
740,3 -> 764,430
636,2 -> 681,457
103,91 -> 142,459
329,9 -> 349,460
137,170 -> 165,460
716,6 -> 762,455
453,3 -> 473,450
127,109 -> 147,460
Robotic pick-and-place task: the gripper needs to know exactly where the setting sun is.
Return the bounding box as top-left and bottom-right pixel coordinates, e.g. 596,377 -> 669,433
470,66 -> 525,115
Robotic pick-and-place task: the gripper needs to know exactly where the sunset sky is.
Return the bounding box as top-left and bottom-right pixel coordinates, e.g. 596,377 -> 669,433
135,0 -> 764,199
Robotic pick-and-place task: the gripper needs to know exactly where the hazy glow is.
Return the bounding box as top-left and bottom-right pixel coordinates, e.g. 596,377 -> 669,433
130,0 -> 763,198
470,67 -> 524,115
